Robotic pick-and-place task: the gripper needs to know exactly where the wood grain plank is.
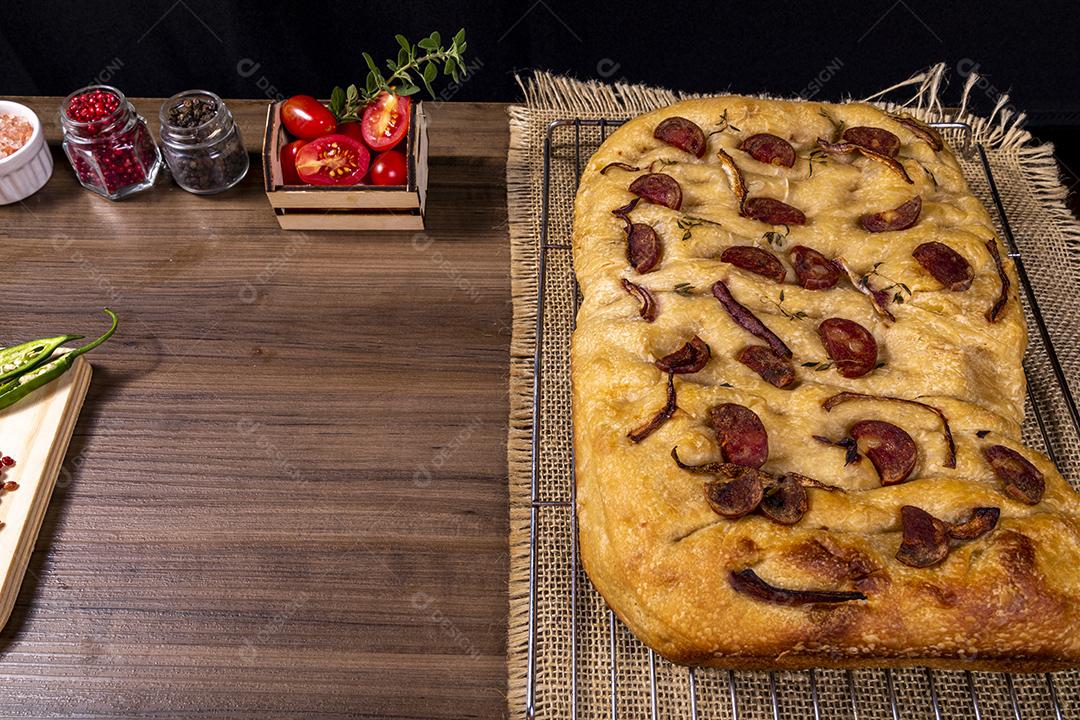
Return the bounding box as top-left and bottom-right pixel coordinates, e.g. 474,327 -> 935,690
0,99 -> 512,719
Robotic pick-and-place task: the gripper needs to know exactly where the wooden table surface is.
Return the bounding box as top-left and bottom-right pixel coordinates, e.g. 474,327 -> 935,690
1,98 -> 511,719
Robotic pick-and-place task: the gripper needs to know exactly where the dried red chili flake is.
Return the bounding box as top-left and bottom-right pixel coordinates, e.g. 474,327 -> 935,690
0,456 -> 14,467
627,372 -> 678,443
3,481 -> 17,491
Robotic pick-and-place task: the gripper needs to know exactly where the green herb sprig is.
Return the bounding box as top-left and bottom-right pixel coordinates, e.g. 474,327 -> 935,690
328,29 -> 468,122
861,262 -> 912,304
775,289 -> 808,321
708,109 -> 741,136
762,225 -> 790,248
805,148 -> 828,178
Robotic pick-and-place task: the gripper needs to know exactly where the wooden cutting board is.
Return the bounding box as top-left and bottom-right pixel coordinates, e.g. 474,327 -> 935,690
0,357 -> 91,630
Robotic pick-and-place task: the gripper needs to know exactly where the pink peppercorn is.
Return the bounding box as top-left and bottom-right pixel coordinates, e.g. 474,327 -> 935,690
66,89 -> 120,123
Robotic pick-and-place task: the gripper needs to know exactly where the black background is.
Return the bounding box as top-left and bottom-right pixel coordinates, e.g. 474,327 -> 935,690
2,1 -> 1077,120
2,0 -> 1078,182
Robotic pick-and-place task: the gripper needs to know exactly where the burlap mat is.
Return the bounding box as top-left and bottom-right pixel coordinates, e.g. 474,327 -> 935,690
506,64 -> 1080,719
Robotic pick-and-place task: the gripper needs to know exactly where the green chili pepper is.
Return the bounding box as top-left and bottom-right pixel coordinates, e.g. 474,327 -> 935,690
0,334 -> 85,383
0,309 -> 118,412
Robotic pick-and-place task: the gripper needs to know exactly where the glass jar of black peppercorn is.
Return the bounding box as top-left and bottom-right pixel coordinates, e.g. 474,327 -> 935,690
159,90 -> 248,195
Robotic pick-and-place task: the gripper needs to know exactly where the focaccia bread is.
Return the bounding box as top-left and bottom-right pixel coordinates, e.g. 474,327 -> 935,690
571,96 -> 1080,670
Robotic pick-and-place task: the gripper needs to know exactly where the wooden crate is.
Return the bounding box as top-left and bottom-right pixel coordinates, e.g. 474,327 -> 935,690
261,100 -> 428,230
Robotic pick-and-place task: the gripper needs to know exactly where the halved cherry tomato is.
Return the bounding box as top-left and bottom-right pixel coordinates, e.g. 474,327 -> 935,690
280,139 -> 306,185
370,150 -> 408,186
361,93 -> 410,151
294,134 -> 370,186
281,95 -> 337,140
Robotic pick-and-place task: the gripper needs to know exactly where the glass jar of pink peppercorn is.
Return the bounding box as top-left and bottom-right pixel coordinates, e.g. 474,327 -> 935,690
59,85 -> 162,200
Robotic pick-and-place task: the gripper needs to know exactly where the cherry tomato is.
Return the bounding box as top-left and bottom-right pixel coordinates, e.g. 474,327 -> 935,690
280,139 -> 306,185
294,134 -> 370,186
337,122 -> 366,144
370,150 -> 408,186
361,93 -> 410,151
281,95 -> 337,140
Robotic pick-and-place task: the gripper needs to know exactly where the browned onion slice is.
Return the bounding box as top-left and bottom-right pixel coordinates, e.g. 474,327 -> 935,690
888,113 -> 944,151
849,420 -> 918,486
759,475 -> 809,525
611,197 -> 640,219
985,238 -> 1011,322
712,280 -> 793,359
655,336 -> 711,374
620,278 -> 657,322
913,241 -> 973,291
708,403 -> 769,468
896,505 -> 950,568
721,246 -> 786,282
981,445 -> 1045,505
785,472 -> 845,492
715,147 -> 748,210
833,257 -> 896,322
817,318 -> 879,378
654,116 -> 707,158
629,173 -> 683,210
816,138 -> 914,184
729,568 -> 867,605
670,446 -> 745,478
947,507 -> 1000,540
842,126 -> 901,157
736,345 -> 795,388
600,161 -> 641,175
743,197 -> 807,225
821,392 -> 956,469
860,196 -> 922,233
611,198 -> 662,273
627,372 -> 677,443
790,245 -> 840,290
704,469 -> 765,518
739,133 -> 796,167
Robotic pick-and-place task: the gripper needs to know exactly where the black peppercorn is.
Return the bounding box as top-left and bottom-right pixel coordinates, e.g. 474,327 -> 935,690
168,97 -> 218,129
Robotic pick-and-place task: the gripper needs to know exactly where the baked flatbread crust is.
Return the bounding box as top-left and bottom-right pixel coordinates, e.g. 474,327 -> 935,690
571,97 -> 1080,670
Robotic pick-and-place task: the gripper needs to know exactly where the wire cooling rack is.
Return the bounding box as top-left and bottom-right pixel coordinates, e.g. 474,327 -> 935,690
524,118 -> 1080,719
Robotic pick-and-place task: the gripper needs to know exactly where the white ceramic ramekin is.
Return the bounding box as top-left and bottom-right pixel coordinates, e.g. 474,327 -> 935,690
0,100 -> 53,205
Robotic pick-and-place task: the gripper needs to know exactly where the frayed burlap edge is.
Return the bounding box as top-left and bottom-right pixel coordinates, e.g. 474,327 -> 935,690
505,62 -> 1080,717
